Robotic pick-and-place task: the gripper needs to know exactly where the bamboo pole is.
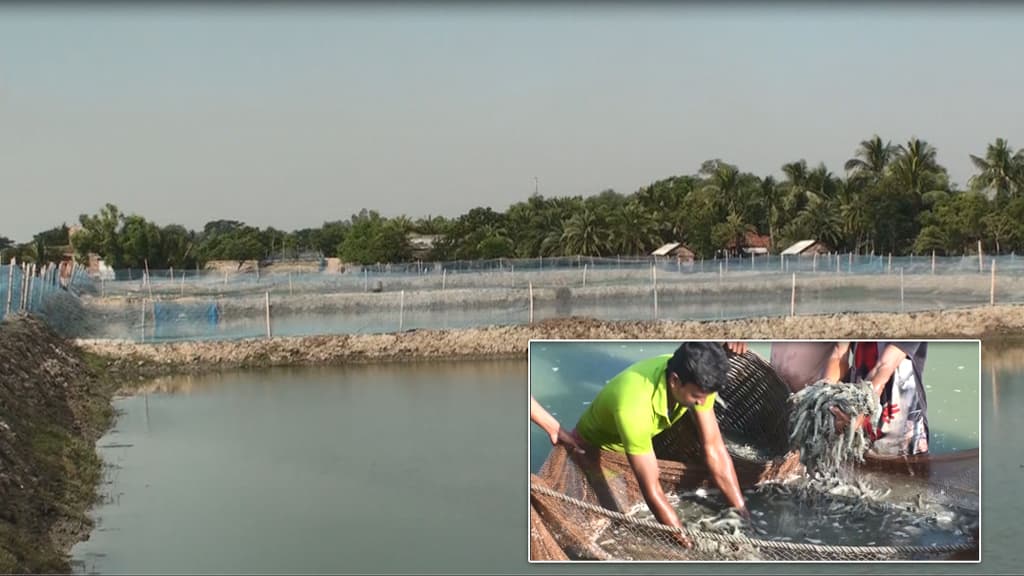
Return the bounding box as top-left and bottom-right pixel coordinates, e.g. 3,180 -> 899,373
265,291 -> 272,339
20,263 -> 27,312
813,252 -> 817,272
288,273 -> 293,296
528,282 -> 534,324
442,268 -> 447,291
790,273 -> 796,317
7,259 -> 16,316
399,290 -> 405,331
900,267 -> 905,313
170,266 -> 174,281
583,264 -> 588,287
718,262 -> 723,284
181,272 -> 186,296
932,250 -> 936,275
991,259 -> 996,306
978,240 -> 983,273
848,252 -> 852,273
652,264 -> 658,320
26,264 -> 34,311
140,298 -> 146,342
888,253 -> 892,274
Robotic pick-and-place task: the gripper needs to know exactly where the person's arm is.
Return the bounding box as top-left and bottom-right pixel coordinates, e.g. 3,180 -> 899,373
865,344 -> 911,398
626,451 -> 692,548
692,401 -> 748,516
530,396 -> 584,453
823,342 -> 851,383
833,343 -> 911,432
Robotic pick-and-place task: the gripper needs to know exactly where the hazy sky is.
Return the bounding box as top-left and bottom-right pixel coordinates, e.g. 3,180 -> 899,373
1,3 -> 1022,242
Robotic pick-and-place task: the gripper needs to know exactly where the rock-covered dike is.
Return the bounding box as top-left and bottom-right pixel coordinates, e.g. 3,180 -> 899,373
0,317 -> 116,573
77,305 -> 1024,376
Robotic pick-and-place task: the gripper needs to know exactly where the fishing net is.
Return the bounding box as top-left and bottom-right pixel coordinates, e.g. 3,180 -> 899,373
529,351 -> 980,561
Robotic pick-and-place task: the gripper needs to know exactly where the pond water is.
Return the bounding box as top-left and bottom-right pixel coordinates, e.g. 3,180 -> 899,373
70,345 -> 1022,574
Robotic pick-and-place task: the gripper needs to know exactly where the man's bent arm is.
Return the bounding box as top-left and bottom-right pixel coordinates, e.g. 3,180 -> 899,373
626,451 -> 683,530
694,407 -> 747,513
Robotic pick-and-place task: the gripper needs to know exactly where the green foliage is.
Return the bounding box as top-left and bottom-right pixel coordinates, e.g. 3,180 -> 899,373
337,210 -> 412,264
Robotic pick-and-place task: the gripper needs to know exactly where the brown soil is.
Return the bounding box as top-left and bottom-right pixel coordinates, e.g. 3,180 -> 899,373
0,316 -> 118,574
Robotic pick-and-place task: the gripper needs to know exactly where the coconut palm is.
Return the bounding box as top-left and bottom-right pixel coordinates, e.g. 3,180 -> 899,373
892,138 -> 942,198
700,160 -> 743,215
560,207 -> 609,256
844,135 -> 894,181
609,201 -> 661,256
969,138 -> 1024,204
760,176 -> 782,251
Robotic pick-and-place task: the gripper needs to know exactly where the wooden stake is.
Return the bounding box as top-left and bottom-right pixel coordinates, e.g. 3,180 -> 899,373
848,252 -> 852,273
888,253 -> 892,274
813,252 -> 817,272
790,273 -> 796,317
265,291 -> 272,339
399,290 -> 405,331
652,265 -> 658,320
900,267 -> 905,313
442,268 -> 447,291
991,259 -> 996,306
583,264 -> 588,287
140,298 -> 146,342
979,240 -> 983,273
289,273 -> 293,295
529,282 -> 534,324
932,250 -> 936,274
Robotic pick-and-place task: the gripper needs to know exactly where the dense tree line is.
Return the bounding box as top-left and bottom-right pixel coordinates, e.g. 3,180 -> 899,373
5,136 -> 1024,268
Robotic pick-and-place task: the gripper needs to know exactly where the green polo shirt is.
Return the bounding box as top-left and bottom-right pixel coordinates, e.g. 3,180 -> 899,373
576,354 -> 717,455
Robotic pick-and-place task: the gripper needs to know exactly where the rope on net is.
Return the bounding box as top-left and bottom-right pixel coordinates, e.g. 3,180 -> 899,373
529,483 -> 976,557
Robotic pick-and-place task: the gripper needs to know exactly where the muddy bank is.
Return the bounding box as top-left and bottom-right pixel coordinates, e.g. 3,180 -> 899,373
76,305 -> 1024,377
0,317 -> 118,573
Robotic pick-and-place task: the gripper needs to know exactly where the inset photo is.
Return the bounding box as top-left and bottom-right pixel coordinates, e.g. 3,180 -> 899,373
528,340 -> 980,562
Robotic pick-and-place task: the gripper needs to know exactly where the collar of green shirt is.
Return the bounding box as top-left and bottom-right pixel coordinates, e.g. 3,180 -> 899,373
653,362 -> 684,424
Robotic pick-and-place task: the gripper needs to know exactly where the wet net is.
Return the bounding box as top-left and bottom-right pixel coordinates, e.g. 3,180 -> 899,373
529,351 -> 980,561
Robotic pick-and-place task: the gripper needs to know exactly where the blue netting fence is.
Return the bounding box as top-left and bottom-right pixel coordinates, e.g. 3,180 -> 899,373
21,252 -> 1015,343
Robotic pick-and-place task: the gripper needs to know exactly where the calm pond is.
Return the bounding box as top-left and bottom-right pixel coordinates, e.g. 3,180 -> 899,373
73,344 -> 1020,574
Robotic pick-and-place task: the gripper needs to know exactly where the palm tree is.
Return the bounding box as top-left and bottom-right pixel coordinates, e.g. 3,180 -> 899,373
700,160 -> 743,215
609,202 -> 661,256
712,212 -> 755,257
560,207 -> 609,256
844,135 -> 894,181
760,176 -> 782,251
892,138 -> 942,199
969,138 -> 1024,204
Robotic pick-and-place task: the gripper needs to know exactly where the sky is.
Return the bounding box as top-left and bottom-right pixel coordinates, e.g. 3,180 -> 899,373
1,3 -> 1022,242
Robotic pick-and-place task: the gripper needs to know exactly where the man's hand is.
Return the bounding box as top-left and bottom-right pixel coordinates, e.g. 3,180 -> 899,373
830,406 -> 866,434
725,342 -> 748,355
672,530 -> 694,549
553,427 -> 585,454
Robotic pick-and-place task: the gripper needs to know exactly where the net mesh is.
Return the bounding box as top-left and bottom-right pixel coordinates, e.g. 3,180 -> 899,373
529,352 -> 980,561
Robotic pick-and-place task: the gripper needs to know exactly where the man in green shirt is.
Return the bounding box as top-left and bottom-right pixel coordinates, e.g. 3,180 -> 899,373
573,342 -> 748,548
